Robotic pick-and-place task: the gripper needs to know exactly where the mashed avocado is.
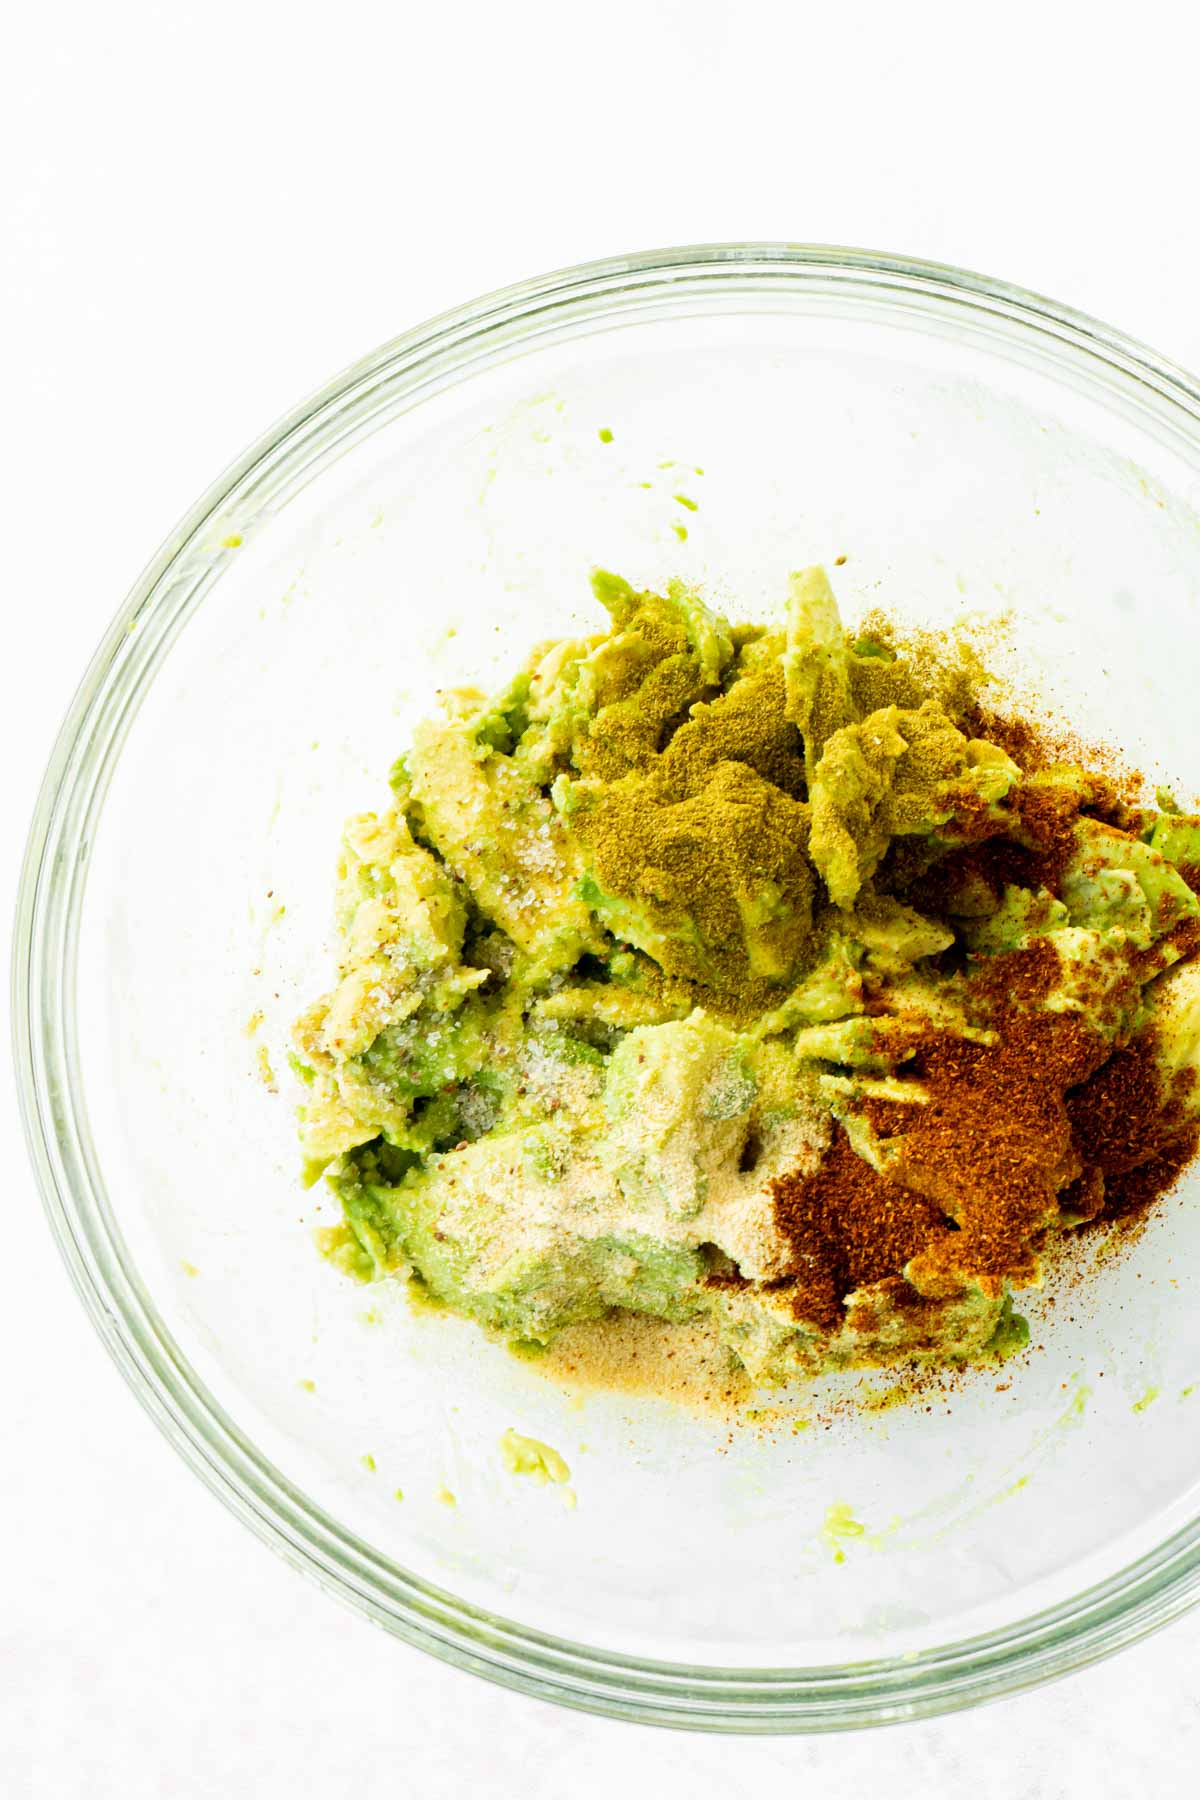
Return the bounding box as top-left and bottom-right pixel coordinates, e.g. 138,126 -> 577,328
293,569 -> 1200,1389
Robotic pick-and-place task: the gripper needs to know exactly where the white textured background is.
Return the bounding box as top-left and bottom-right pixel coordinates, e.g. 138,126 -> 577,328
5,4 -> 1200,1793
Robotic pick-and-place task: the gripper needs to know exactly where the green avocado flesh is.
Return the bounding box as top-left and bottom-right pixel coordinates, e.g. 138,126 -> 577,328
291,567 -> 1200,1388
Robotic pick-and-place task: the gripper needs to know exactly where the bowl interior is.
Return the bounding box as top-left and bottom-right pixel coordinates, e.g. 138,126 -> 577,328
70,276 -> 1200,1679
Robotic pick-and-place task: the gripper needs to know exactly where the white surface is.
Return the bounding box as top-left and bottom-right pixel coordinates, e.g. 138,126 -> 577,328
5,1 -> 1200,1792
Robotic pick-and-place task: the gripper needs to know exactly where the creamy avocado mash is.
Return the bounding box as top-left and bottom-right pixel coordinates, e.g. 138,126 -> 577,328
498,1429 -> 571,1485
292,569 -> 1200,1388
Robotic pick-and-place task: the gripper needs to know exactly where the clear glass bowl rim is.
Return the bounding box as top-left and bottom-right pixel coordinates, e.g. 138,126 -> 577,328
15,242 -> 1200,1733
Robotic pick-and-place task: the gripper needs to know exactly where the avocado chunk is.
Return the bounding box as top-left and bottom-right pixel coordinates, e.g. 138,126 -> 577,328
408,714 -> 601,975
809,702 -> 1018,908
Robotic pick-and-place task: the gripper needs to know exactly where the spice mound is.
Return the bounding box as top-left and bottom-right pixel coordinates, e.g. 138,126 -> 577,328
291,567 -> 1200,1389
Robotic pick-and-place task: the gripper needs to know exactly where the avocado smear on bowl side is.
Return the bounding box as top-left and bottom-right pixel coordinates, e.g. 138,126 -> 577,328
290,567 -> 1200,1389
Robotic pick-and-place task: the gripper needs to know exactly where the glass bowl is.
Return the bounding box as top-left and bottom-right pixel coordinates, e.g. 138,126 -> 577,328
16,244 -> 1200,1732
